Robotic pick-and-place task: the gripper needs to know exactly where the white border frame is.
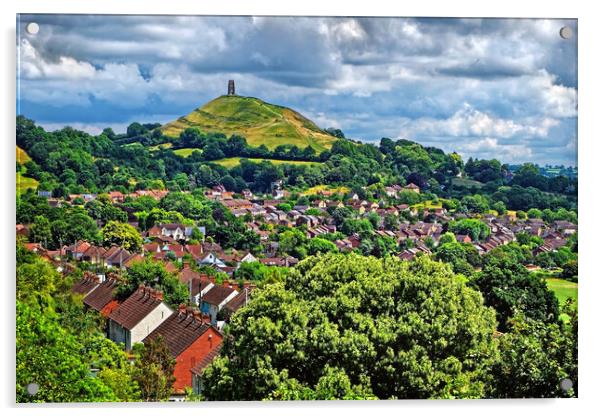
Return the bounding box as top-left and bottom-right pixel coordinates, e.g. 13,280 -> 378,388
2,1 -> 600,415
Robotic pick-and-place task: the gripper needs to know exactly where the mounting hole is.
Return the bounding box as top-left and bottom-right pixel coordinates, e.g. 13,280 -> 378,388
25,22 -> 39,35
26,382 -> 39,396
559,26 -> 573,40
560,378 -> 573,391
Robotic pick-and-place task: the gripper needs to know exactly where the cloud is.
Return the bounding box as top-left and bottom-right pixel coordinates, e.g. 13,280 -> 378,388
16,15 -> 578,165
399,104 -> 559,140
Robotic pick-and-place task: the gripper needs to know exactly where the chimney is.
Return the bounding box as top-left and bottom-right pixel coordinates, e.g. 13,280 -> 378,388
178,304 -> 187,314
223,280 -> 230,288
243,281 -> 250,289
209,276 -> 216,284
193,309 -> 201,321
154,290 -> 164,301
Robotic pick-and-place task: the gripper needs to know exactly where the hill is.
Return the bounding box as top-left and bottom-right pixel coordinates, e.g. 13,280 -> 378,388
160,95 -> 337,152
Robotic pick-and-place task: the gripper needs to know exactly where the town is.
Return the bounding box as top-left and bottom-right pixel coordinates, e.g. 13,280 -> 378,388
17,175 -> 578,399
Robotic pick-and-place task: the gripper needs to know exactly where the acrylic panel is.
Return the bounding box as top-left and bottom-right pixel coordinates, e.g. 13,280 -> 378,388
16,14 -> 578,403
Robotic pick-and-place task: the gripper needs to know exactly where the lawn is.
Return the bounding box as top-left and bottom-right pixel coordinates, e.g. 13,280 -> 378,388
451,177 -> 484,189
302,184 -> 350,196
174,148 -> 201,157
546,277 -> 578,309
213,157 -> 320,169
17,172 -> 39,194
16,146 -> 31,164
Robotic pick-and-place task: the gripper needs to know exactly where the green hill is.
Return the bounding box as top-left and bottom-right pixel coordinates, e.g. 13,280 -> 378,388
161,95 -> 337,152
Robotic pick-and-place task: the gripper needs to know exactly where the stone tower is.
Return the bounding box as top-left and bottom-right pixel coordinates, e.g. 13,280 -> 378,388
227,80 -> 235,96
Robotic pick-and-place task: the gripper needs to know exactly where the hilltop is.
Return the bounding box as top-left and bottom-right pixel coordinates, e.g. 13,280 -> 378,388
160,95 -> 337,152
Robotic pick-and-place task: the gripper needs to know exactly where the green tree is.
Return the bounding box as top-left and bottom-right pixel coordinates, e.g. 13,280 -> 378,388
101,221 -> 142,251
134,336 -> 176,401
307,238 -> 337,255
120,259 -> 188,307
29,215 -> 52,246
201,254 -> 499,400
471,254 -> 559,331
492,313 -> 576,398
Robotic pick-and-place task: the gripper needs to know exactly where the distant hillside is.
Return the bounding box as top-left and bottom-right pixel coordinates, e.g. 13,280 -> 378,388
161,95 -> 338,152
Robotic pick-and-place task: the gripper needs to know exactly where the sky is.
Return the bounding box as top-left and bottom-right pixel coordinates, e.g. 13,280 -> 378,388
17,15 -> 577,166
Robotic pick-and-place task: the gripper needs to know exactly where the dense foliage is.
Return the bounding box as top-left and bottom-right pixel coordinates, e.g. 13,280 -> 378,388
201,253 -> 499,400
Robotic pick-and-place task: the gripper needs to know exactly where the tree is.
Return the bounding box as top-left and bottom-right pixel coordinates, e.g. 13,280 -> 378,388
120,259 -> 188,307
29,215 -> 52,246
307,238 -> 337,255
134,336 -> 176,401
492,313 -> 576,398
201,254 -> 499,400
101,221 -> 142,251
448,219 -> 490,242
471,254 -> 559,331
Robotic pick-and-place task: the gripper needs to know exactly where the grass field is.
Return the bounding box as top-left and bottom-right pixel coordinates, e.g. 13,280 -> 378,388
16,146 -> 31,164
17,172 -> 39,193
213,157 -> 320,169
546,278 -> 578,309
174,148 -> 201,157
451,177 -> 484,189
16,146 -> 38,194
161,95 -> 337,152
302,184 -> 350,196
149,143 -> 173,151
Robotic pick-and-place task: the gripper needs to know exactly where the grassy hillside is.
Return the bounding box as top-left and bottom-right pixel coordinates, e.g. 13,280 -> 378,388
213,157 -> 320,169
161,95 -> 337,152
16,146 -> 31,164
16,146 -> 38,194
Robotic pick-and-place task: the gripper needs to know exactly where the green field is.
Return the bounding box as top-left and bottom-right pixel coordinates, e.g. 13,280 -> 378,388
451,177 -> 484,189
17,172 -> 39,193
161,95 -> 337,152
174,148 -> 201,157
16,146 -> 31,164
302,184 -> 351,196
546,278 -> 578,309
16,146 -> 38,194
213,157 -> 320,169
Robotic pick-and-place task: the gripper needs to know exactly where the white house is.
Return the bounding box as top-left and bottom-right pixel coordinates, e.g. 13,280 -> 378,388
200,284 -> 239,325
107,286 -> 173,350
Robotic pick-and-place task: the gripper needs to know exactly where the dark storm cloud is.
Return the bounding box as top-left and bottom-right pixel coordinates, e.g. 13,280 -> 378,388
17,14 -> 577,165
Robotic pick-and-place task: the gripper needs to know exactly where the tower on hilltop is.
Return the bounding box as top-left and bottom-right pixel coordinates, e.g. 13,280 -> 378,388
227,80 -> 235,96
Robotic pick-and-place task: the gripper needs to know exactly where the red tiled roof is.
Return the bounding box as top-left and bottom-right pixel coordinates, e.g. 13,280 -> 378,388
72,274 -> 99,296
178,266 -> 200,284
202,285 -> 238,306
108,286 -> 168,330
83,278 -> 119,312
143,310 -> 217,358
190,344 -> 223,376
100,299 -> 120,317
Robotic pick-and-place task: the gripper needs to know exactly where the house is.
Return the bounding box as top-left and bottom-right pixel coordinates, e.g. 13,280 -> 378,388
37,190 -> 52,198
142,305 -> 223,394
191,344 -> 223,395
196,252 -> 226,268
72,273 -> 100,297
157,223 -> 187,241
108,191 -> 125,203
107,286 -> 173,350
177,264 -> 200,284
190,276 -> 215,306
200,283 -> 239,325
66,241 -> 92,260
83,277 -> 120,317
104,246 -> 132,269
271,180 -> 285,199
403,183 -> 420,193
456,234 -> 472,244
16,224 -> 28,237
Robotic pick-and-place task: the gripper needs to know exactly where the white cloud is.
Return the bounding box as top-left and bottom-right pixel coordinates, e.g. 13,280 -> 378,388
399,104 -> 559,139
